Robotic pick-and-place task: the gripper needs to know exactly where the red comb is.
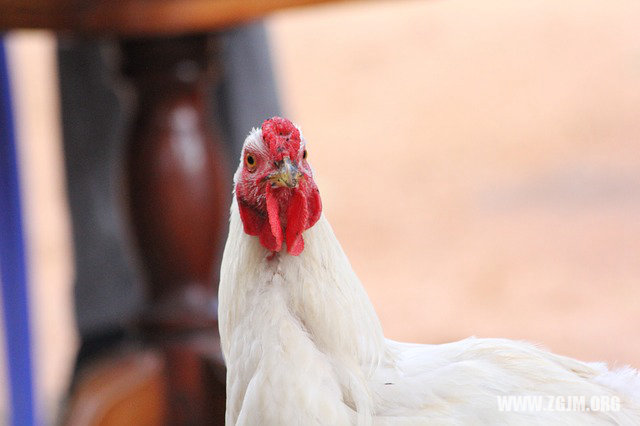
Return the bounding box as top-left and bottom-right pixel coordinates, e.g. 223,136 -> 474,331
261,117 -> 301,160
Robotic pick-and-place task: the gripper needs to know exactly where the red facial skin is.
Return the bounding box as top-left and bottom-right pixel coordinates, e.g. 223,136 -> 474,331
235,117 -> 322,256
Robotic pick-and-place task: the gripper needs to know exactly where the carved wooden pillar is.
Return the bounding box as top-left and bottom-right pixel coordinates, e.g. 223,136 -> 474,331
121,35 -> 228,425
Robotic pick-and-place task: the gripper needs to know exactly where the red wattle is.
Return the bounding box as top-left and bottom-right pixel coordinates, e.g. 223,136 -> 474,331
237,190 -> 283,253
285,189 -> 309,255
307,187 -> 322,229
264,185 -> 283,252
238,182 -> 321,256
238,197 -> 264,236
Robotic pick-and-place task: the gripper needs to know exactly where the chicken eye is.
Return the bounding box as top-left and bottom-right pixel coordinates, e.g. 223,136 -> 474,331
245,154 -> 257,171
302,149 -> 307,160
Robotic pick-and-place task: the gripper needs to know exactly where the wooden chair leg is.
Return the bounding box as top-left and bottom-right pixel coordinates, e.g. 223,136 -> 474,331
62,34 -> 229,426
122,34 -> 229,425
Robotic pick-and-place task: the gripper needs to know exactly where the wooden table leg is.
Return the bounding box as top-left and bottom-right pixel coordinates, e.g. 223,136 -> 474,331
121,34 -> 229,425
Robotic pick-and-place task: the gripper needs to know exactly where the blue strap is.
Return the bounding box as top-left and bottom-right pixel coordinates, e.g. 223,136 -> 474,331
0,38 -> 37,426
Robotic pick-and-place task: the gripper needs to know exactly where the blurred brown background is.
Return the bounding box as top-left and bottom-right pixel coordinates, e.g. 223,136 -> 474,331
2,0 -> 639,422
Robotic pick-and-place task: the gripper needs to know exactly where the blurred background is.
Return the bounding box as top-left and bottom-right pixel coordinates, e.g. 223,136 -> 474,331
1,0 -> 640,423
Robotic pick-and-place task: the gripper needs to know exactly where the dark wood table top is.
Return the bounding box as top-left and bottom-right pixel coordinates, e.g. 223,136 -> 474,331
0,0 -> 346,35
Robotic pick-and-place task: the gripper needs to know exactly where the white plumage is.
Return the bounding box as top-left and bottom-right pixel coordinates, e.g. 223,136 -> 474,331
219,123 -> 640,425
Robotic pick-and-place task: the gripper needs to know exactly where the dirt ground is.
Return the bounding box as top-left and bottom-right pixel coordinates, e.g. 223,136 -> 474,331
2,0 -> 640,422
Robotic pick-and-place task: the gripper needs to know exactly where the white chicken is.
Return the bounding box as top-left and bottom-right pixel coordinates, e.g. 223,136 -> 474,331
219,117 -> 640,425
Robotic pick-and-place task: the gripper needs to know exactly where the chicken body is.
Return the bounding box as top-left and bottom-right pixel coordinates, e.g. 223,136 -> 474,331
219,120 -> 640,425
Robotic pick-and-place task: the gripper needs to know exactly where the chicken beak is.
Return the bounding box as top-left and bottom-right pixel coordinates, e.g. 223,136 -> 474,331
269,156 -> 301,188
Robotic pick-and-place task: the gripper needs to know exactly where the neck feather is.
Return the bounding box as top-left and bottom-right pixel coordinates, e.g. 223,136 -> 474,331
219,199 -> 385,371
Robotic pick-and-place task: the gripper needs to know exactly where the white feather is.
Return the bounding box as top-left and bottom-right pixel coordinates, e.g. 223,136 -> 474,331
219,128 -> 640,425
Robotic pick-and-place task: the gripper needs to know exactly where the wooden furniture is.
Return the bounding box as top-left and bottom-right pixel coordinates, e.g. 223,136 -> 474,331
0,0 -> 341,35
0,1 -> 343,424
